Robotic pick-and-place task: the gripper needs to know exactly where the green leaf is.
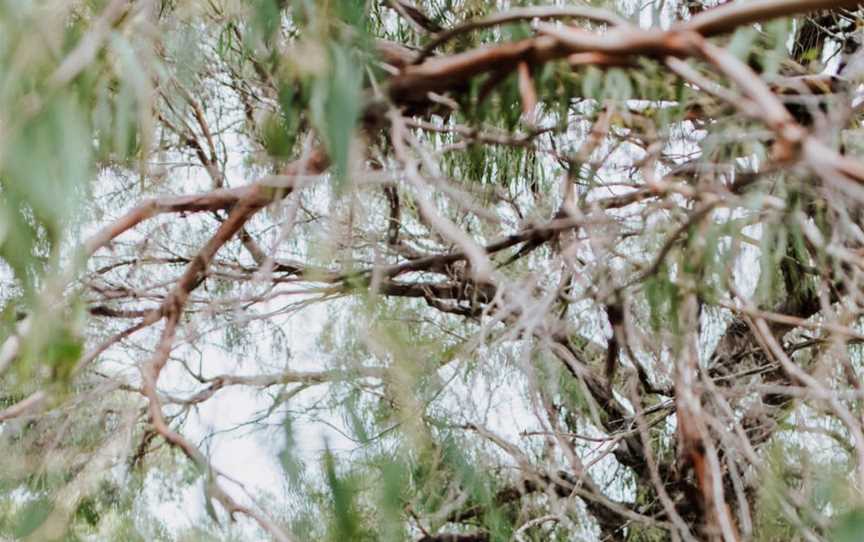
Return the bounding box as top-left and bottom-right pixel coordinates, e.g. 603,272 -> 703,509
13,497 -> 53,538
343,388 -> 370,443
323,447 -> 363,541
605,69 -> 632,102
581,67 -> 603,100
279,415 -> 305,485
0,95 -> 90,291
727,27 -> 758,62
378,460 -> 407,542
310,44 -> 363,191
262,112 -> 295,159
251,0 -> 283,46
43,327 -> 84,384
833,508 -> 864,542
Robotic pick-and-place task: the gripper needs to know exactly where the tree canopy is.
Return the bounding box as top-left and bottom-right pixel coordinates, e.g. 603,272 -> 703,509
3,0 -> 864,540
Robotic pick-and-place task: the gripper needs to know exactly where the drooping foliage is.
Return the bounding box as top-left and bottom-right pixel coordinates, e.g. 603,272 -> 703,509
2,1 -> 864,541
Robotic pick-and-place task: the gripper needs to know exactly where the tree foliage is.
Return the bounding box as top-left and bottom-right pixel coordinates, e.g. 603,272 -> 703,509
2,0 -> 864,540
